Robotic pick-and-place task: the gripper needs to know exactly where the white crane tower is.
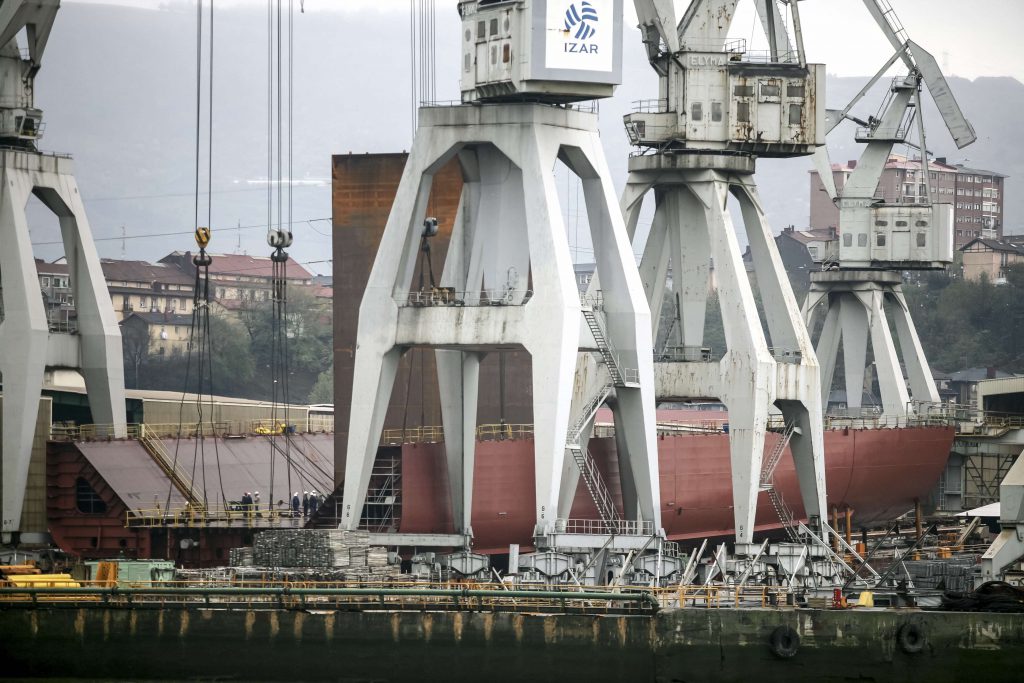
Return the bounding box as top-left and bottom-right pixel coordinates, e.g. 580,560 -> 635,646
803,0 -> 976,419
624,0 -> 828,549
0,0 -> 127,543
342,0 -> 671,580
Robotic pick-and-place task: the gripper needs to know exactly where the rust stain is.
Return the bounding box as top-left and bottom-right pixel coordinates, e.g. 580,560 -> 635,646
157,610 -> 164,638
178,610 -> 190,639
29,611 -> 38,637
512,614 -> 525,645
244,611 -> 256,640
483,612 -> 495,643
324,612 -> 335,641
592,617 -> 601,644
200,610 -> 214,621
543,616 -> 557,645
453,612 -> 464,643
391,613 -> 401,643
74,609 -> 85,640
422,612 -> 434,644
102,610 -> 111,641
268,612 -> 280,640
129,611 -> 137,638
617,616 -> 627,648
293,612 -> 305,642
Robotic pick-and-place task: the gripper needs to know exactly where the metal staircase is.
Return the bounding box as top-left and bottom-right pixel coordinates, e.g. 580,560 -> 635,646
139,427 -> 204,509
580,299 -> 638,388
759,421 -> 799,542
565,380 -> 621,530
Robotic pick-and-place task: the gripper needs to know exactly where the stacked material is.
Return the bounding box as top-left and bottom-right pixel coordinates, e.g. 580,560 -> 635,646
232,530 -> 399,579
228,547 -> 254,567
251,529 -> 369,569
904,558 -> 977,593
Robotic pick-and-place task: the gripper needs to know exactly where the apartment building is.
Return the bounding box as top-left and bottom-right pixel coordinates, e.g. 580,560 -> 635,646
100,259 -> 195,321
158,251 -> 313,313
809,155 -> 1007,249
952,164 -> 1007,248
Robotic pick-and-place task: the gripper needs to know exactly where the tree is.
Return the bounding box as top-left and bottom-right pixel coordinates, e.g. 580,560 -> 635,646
308,366 -> 334,404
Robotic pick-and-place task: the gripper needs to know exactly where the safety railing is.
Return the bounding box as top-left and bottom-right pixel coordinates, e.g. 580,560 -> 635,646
768,347 -> 803,364
679,38 -> 747,54
736,49 -> 801,64
49,419 -> 333,442
380,423 -> 535,446
654,420 -> 727,435
0,583 -> 660,614
380,425 -> 445,446
398,289 -> 534,307
662,584 -> 786,609
47,319 -> 78,334
126,503 -> 308,529
554,518 -> 655,536
631,98 -> 668,114
656,345 -> 714,362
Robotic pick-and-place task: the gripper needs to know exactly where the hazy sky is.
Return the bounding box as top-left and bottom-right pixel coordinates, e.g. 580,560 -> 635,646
68,0 -> 1024,81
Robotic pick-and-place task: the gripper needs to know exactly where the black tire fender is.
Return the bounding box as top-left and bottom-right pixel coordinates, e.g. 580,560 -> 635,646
769,625 -> 800,658
897,622 -> 925,654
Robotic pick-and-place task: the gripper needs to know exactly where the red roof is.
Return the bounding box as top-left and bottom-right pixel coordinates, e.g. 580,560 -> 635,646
160,251 -> 312,281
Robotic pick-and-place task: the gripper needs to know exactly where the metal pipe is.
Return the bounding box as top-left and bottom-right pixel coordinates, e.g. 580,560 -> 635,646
0,586 -> 660,610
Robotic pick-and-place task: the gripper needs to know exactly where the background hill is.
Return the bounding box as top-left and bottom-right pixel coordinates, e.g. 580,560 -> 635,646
29,3 -> 1023,271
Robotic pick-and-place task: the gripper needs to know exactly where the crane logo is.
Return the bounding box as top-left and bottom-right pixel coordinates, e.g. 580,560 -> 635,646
546,0 -> 611,71
563,1 -> 598,41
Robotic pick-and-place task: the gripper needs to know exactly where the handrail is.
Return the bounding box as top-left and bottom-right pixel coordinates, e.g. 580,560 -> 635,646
0,585 -> 660,612
397,289 -> 533,307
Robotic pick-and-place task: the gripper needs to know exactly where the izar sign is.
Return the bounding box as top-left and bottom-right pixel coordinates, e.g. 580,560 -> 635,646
545,0 -> 613,72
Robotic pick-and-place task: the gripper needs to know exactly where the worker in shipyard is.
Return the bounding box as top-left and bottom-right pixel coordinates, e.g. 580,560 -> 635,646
291,491 -> 300,517
309,491 -> 319,515
254,491 -> 262,518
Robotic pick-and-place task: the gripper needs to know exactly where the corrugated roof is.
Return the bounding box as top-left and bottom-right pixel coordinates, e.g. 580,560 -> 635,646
100,259 -> 194,286
160,251 -> 313,281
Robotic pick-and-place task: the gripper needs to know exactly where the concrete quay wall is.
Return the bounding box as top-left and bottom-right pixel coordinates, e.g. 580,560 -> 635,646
0,606 -> 1021,681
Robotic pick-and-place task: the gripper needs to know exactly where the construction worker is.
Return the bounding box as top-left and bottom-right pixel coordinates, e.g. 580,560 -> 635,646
291,491 -> 301,517
254,491 -> 262,518
302,491 -> 310,517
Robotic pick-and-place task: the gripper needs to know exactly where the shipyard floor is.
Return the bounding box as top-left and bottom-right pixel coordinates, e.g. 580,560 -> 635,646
1,605 -> 1022,682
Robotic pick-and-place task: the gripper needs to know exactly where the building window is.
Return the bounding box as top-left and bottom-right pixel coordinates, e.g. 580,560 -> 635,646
711,101 -> 723,122
140,296 -> 147,308
41,277 -> 51,287
858,233 -> 868,248
876,233 -> 886,247
691,102 -> 703,121
489,18 -> 498,36
917,233 -> 927,247
843,233 -> 853,248
733,85 -> 754,97
786,84 -> 805,98
736,102 -> 750,123
788,103 -> 802,125
76,477 -> 107,514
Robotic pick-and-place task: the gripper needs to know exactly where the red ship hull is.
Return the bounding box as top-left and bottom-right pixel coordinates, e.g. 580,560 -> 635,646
394,425 -> 955,553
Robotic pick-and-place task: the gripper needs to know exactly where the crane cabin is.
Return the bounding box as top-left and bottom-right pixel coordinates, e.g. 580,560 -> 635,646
458,0 -> 624,103
624,44 -> 825,157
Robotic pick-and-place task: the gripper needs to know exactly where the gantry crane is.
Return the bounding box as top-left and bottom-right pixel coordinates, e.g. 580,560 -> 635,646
623,0 -> 828,552
802,0 -> 976,419
342,0 -> 673,584
0,0 -> 127,543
